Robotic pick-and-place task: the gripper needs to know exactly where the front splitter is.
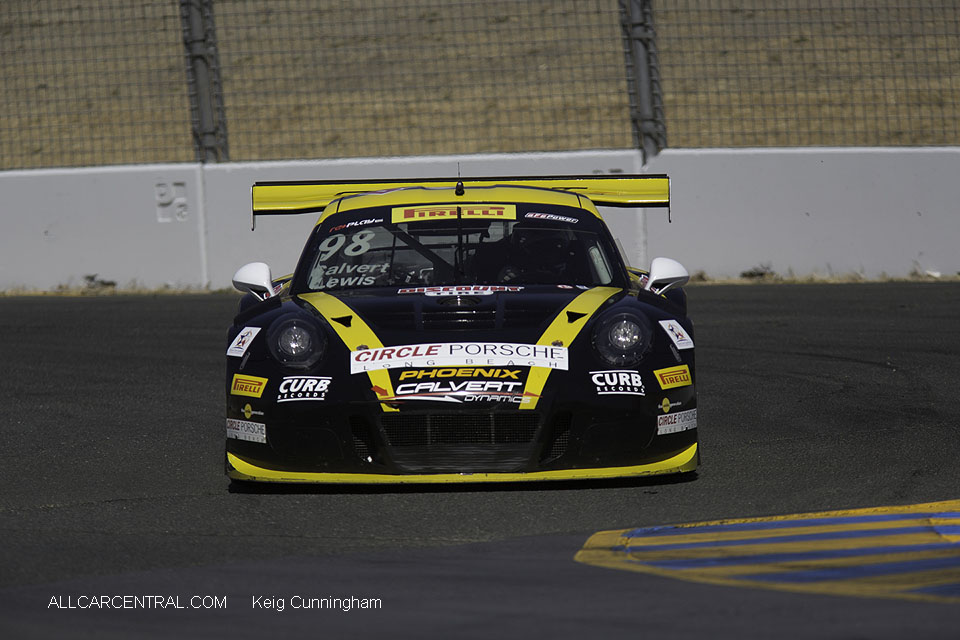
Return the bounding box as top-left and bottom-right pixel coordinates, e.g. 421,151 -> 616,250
226,442 -> 698,484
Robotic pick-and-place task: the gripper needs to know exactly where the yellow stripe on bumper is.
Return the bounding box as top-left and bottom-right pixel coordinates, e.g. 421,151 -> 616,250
227,442 -> 698,484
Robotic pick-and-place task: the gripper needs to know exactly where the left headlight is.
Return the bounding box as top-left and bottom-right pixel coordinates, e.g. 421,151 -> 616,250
267,317 -> 326,369
593,312 -> 652,367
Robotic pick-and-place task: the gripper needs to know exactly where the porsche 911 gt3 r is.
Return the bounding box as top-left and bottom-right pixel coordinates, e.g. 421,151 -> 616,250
225,175 -> 698,484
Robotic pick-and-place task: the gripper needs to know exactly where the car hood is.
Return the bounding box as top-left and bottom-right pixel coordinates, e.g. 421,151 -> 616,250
298,285 -> 624,346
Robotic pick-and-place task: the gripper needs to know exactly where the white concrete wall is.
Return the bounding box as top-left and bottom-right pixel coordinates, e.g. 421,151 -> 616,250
1,147 -> 957,290
0,164 -> 206,290
645,148 -> 960,279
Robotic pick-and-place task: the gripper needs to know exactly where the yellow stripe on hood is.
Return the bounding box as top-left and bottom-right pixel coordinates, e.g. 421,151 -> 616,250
298,292 -> 397,412
521,286 -> 621,410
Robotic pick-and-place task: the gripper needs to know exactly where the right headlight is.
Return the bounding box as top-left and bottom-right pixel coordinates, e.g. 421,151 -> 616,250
592,312 -> 652,367
267,317 -> 326,369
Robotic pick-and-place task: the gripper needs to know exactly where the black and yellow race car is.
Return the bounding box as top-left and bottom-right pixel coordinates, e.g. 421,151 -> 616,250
225,176 -> 697,484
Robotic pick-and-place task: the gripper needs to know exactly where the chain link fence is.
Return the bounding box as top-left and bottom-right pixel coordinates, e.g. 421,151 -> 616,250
1,1 -> 958,170
656,1 -> 960,147
214,0 -> 631,161
0,0 -> 633,169
0,0 -> 194,169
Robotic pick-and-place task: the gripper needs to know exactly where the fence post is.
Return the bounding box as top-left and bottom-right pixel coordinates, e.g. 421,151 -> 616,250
619,0 -> 666,164
180,0 -> 228,162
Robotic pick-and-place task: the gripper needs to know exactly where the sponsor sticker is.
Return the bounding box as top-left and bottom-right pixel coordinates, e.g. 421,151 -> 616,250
329,218 -> 383,232
659,320 -> 694,350
398,285 -> 523,296
653,365 -> 692,390
227,327 -> 261,357
657,408 -> 697,435
380,379 -> 530,404
277,376 -> 331,402
351,342 -> 567,373
398,368 -> 521,380
226,418 -> 266,443
590,370 -> 645,396
231,374 -> 268,398
242,403 -> 264,419
660,397 -> 685,414
391,204 -> 517,223
525,212 -> 579,224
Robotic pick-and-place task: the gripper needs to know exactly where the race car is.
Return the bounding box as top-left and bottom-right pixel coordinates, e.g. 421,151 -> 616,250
225,175 -> 698,484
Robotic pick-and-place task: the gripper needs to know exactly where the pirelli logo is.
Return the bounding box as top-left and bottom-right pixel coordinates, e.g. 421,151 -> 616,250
231,374 -> 268,398
654,365 -> 692,390
391,204 -> 516,223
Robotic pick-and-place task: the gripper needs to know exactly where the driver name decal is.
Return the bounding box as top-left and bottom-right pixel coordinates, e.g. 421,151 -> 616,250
313,262 -> 389,289
351,342 -> 567,373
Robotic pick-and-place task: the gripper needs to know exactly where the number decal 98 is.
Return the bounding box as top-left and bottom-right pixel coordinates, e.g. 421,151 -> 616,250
316,231 -> 374,261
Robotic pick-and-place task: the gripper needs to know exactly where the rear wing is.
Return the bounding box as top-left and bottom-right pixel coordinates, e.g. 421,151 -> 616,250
250,175 -> 670,229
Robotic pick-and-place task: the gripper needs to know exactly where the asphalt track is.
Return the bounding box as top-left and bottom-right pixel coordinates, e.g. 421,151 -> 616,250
1,283 -> 958,638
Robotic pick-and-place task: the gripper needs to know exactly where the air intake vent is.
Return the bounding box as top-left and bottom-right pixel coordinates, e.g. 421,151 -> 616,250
381,413 -> 540,447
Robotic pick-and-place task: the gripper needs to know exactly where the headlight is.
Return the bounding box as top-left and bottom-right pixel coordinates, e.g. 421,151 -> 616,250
278,324 -> 312,357
593,312 -> 652,367
268,317 -> 326,369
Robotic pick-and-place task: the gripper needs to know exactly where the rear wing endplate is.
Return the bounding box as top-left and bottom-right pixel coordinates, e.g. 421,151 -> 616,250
250,175 -> 670,229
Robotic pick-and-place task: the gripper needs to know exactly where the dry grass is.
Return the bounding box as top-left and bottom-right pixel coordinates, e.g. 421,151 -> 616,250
656,1 -> 960,147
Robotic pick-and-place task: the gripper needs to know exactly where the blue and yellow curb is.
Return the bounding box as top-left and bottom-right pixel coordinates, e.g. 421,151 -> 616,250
575,499 -> 960,604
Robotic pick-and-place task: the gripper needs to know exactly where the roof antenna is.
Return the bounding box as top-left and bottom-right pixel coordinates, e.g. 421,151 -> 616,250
455,162 -> 464,195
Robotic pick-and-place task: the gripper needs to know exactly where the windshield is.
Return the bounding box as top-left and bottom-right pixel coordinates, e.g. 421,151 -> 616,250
297,203 -> 625,292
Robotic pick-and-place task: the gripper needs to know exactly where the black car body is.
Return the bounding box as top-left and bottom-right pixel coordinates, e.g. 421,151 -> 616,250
226,176 -> 698,483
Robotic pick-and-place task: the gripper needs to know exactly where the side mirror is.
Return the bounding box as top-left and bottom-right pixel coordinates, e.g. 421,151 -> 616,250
232,262 -> 274,300
645,257 -> 689,294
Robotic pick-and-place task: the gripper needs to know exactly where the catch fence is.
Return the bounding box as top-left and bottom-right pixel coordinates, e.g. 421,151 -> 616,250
0,1 -> 956,170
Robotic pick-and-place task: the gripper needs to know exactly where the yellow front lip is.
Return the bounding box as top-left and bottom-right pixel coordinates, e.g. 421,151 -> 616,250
226,442 -> 698,485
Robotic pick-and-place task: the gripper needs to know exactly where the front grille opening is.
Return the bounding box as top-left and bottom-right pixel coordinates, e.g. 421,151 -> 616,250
422,309 -> 496,330
382,413 -> 539,447
350,416 -> 377,463
541,412 -> 573,462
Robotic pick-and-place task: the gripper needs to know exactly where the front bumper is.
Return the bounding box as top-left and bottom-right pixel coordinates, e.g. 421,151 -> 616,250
226,441 -> 698,484
226,392 -> 698,479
